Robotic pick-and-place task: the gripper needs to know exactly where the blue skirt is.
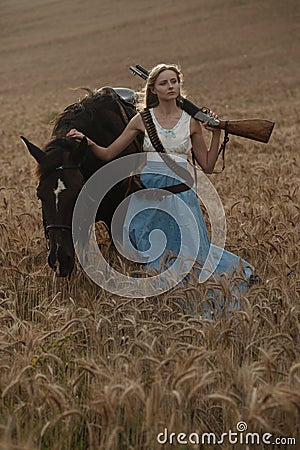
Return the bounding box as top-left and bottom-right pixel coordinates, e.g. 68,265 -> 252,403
122,160 -> 253,290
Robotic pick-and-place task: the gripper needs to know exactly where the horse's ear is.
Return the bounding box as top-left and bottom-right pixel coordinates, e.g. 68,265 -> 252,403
73,136 -> 88,165
20,136 -> 45,164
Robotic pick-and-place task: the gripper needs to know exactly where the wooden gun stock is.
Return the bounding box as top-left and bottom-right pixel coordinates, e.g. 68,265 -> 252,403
217,119 -> 275,143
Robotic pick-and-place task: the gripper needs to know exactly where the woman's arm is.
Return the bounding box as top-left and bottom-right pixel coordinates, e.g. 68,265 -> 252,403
190,117 -> 221,173
67,113 -> 144,161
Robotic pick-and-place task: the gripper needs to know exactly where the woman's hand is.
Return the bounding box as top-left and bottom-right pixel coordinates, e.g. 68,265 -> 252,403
67,128 -> 111,161
67,128 -> 92,145
203,111 -> 220,133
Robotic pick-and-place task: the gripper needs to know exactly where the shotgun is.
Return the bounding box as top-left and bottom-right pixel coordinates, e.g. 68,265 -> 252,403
130,65 -> 275,143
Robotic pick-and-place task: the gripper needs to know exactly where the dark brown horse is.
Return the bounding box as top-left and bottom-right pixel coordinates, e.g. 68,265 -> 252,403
22,87 -> 142,277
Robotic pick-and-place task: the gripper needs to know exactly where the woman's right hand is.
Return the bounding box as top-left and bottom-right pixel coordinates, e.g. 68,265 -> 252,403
67,128 -> 92,145
67,129 -> 111,161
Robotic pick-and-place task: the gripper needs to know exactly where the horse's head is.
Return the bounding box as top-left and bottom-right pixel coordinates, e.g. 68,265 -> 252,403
22,136 -> 88,277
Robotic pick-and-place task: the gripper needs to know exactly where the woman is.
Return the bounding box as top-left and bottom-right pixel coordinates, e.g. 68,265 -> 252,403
67,63 -> 253,296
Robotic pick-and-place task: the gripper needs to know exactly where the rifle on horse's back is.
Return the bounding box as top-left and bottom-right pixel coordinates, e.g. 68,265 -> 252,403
130,65 -> 275,144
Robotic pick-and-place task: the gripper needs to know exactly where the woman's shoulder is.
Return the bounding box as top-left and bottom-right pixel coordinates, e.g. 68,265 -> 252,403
181,109 -> 192,122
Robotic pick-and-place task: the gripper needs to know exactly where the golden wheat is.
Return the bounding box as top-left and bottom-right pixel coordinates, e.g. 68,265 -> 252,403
1,1 -> 300,448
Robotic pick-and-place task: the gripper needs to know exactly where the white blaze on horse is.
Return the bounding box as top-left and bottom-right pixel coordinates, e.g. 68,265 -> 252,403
54,178 -> 67,212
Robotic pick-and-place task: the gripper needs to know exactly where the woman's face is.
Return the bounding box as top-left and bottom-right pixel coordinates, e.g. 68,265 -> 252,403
152,69 -> 180,101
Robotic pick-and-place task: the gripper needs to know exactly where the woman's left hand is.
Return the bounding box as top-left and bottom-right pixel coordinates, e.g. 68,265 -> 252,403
203,110 -> 220,132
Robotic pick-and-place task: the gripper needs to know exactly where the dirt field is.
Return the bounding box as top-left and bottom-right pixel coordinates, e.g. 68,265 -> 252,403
1,0 -> 300,449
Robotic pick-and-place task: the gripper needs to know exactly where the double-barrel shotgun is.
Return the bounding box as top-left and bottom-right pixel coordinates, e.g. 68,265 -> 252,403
130,64 -> 275,144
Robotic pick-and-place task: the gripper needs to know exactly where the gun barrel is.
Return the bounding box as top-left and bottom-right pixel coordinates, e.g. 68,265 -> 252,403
136,65 -> 149,76
129,66 -> 148,80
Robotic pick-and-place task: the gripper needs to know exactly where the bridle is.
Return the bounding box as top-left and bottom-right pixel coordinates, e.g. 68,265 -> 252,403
39,163 -> 82,240
45,223 -> 72,237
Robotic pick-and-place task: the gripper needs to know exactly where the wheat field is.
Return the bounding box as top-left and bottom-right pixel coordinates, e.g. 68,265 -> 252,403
0,0 -> 300,449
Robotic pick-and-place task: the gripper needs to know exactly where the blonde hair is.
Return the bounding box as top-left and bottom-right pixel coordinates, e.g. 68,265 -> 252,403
137,63 -> 185,110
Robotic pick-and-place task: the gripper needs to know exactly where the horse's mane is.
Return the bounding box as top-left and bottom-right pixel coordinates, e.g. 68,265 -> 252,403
51,87 -> 128,137
35,87 -> 140,179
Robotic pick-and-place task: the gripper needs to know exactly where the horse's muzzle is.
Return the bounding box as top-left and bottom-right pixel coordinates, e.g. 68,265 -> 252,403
48,250 -> 75,277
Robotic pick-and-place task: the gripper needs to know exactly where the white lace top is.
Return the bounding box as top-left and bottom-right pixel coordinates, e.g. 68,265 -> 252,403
143,108 -> 192,160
